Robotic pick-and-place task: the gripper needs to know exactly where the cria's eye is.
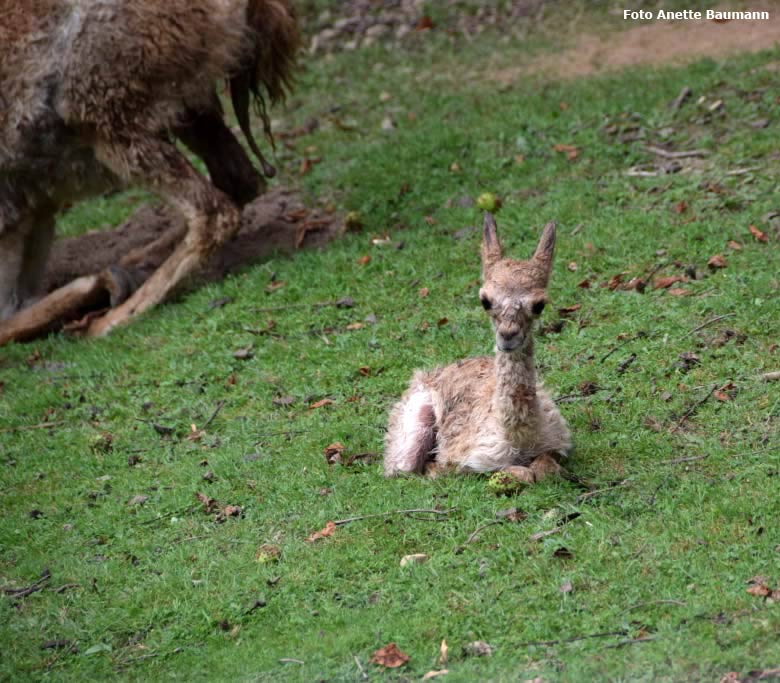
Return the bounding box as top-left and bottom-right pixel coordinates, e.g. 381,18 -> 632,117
531,300 -> 546,315
480,296 -> 492,311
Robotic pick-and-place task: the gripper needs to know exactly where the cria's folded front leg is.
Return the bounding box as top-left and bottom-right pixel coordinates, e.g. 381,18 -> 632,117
384,387 -> 437,476
85,134 -> 241,337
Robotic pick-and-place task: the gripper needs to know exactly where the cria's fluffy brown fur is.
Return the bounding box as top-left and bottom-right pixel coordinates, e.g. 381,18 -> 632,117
384,214 -> 571,481
0,0 -> 298,341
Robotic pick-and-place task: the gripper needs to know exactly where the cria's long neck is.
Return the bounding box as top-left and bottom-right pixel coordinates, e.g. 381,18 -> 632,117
493,339 -> 538,434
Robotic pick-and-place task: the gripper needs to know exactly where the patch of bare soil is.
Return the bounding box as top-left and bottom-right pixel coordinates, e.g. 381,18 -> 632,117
493,3 -> 780,83
44,187 -> 342,295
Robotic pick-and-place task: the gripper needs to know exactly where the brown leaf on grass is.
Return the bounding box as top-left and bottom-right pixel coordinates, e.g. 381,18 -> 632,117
626,277 -> 647,293
255,544 -> 281,563
233,345 -> 254,360
674,200 -> 688,214
654,275 -> 686,290
749,224 -> 769,243
713,390 -> 730,402
357,366 -> 371,377
418,287 -> 430,298
424,216 -> 437,226
727,240 -> 743,251
496,507 -> 527,522
552,143 -> 579,161
423,670 -> 449,680
604,273 -> 624,290
415,15 -> 434,30
265,280 -> 286,292
567,262 -> 578,272
216,505 -> 242,523
357,255 -> 371,265
667,288 -> 693,297
577,279 -> 591,289
747,583 -> 771,597
309,398 -> 335,410
323,442 -> 345,465
708,254 -> 728,269
463,641 -> 493,657
558,303 -> 582,316
306,521 -> 337,543
345,322 -> 364,330
553,546 -> 574,559
370,642 -> 410,668
437,317 -> 449,327
195,491 -> 220,514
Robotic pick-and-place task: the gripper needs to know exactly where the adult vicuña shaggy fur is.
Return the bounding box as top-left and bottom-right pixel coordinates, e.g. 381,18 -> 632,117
384,213 -> 572,481
0,0 -> 298,343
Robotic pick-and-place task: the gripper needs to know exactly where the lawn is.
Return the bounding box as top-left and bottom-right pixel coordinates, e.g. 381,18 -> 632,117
1,7 -> 779,682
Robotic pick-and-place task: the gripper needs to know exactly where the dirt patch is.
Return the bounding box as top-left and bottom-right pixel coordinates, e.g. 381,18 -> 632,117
493,3 -> 780,83
43,187 -> 343,294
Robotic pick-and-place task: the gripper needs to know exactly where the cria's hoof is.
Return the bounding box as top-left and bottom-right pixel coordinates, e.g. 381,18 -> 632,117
530,454 -> 562,480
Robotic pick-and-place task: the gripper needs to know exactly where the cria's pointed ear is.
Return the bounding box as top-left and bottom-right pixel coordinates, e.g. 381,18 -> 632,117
481,212 -> 502,275
532,221 -> 556,280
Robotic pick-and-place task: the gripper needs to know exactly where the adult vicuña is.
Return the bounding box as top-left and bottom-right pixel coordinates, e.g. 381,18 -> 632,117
0,0 -> 298,344
384,213 -> 571,481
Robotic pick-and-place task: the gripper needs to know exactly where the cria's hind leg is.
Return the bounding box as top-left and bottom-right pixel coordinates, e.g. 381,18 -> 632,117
384,388 -> 437,476
529,453 -> 562,481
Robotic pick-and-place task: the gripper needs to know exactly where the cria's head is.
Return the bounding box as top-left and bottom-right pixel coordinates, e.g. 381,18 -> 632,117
478,213 -> 556,353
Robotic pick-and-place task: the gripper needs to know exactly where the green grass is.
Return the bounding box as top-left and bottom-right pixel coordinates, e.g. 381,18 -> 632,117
2,20 -> 780,683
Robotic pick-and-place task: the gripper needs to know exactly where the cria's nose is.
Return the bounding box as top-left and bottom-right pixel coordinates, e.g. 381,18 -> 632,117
499,327 -> 520,341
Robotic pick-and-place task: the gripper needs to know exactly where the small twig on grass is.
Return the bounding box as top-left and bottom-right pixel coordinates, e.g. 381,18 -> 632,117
683,313 -> 736,338
662,454 -> 709,465
354,655 -> 368,680
4,568 -> 51,598
279,658 -> 305,665
671,384 -> 717,433
201,400 -> 225,430
604,635 -> 657,649
517,630 -> 628,647
0,421 -> 64,434
669,86 -> 692,111
529,527 -> 562,542
726,166 -> 763,176
455,520 -> 504,552
333,508 -> 453,526
577,479 -> 630,502
600,337 -> 635,364
645,145 -> 710,159
621,600 -> 686,614
53,583 -> 80,594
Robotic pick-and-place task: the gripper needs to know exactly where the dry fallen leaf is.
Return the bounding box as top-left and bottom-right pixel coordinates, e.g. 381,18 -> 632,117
577,279 -> 591,289
552,143 -> 579,161
674,200 -> 688,214
749,224 -> 769,243
667,288 -> 693,297
195,491 -> 220,514
653,275 -> 686,290
727,240 -> 743,251
323,442 -> 345,465
463,641 -> 493,657
418,287 -> 430,298
345,322 -> 365,331
400,553 -> 429,567
306,521 -> 337,543
370,642 -> 410,668
255,544 -> 281,563
357,255 -> 371,265
265,280 -> 286,292
309,398 -> 335,410
747,583 -> 771,597
558,304 -> 582,316
708,254 -> 728,269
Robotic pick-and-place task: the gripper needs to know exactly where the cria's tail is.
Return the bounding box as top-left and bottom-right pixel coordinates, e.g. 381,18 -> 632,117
229,0 -> 299,178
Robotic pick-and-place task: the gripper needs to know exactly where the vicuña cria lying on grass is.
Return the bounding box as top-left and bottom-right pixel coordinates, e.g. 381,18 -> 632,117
384,213 -> 571,481
0,0 -> 298,344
